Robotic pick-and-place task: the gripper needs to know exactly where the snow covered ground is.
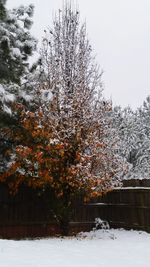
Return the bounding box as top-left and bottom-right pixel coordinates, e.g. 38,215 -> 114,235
0,228 -> 150,267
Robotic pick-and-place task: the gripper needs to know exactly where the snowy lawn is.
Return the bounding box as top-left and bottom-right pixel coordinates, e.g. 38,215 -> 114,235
0,229 -> 150,267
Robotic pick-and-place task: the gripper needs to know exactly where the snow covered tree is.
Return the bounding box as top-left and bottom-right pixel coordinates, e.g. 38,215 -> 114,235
1,4 -> 125,235
0,0 -> 37,116
112,100 -> 150,179
0,1 -> 36,85
133,96 -> 150,178
0,0 -> 37,173
112,106 -> 137,165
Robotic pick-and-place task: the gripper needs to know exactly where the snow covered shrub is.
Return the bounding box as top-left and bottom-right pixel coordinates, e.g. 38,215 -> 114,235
94,218 -> 110,230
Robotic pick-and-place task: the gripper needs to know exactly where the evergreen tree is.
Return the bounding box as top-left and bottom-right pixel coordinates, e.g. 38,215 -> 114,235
0,0 -> 37,172
0,0 -> 37,114
0,1 -> 36,85
0,0 -> 6,20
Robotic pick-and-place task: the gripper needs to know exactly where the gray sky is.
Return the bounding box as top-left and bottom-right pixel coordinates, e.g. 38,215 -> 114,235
7,0 -> 150,109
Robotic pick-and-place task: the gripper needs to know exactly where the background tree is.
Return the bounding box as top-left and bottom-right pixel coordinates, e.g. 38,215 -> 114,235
134,96 -> 150,178
112,98 -> 150,179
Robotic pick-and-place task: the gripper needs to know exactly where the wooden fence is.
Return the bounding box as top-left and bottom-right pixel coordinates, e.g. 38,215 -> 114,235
0,180 -> 150,238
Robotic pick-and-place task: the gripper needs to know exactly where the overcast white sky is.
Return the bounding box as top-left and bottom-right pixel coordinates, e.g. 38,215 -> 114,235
7,0 -> 150,109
